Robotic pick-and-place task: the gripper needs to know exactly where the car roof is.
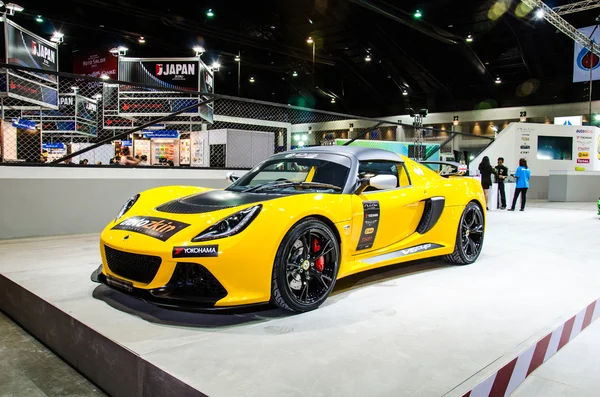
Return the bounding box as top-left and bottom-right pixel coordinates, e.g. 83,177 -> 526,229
283,145 -> 404,162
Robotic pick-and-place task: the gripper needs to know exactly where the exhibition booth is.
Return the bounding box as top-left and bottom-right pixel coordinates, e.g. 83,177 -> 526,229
470,122 -> 600,201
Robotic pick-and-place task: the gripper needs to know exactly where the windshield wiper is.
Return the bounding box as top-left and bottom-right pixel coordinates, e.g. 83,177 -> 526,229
244,181 -> 342,193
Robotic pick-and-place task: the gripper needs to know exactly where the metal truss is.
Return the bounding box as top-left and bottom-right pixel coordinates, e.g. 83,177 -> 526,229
553,0 -> 600,15
522,0 -> 600,56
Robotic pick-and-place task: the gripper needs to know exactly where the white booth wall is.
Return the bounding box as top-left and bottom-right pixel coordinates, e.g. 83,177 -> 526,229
470,123 -> 600,199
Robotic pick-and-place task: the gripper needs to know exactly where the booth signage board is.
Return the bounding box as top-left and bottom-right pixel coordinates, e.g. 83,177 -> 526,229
554,116 -> 582,126
1,72 -> 59,108
143,129 -> 179,139
38,94 -> 98,136
121,140 -> 132,147
4,19 -> 59,83
12,118 -> 37,130
119,58 -> 200,91
73,49 -> 118,88
190,131 -> 209,167
574,128 -> 594,171
42,142 -> 65,150
116,57 -> 214,123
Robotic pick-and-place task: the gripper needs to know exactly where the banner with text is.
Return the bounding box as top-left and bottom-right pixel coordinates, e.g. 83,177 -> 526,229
573,25 -> 600,83
4,18 -> 58,83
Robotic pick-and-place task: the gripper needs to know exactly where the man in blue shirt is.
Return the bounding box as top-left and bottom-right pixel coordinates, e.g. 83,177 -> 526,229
509,158 -> 531,211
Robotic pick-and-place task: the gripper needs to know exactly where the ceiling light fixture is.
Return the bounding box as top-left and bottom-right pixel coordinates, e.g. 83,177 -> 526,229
331,98 -> 336,103
211,62 -> 220,72
193,46 -> 205,56
35,15 -> 43,23
249,77 -> 255,83
5,3 -> 24,15
403,90 -> 408,96
206,8 -> 214,18
535,9 -> 544,19
50,31 -> 64,44
414,9 -> 422,19
138,36 -> 145,43
466,34 -> 473,43
100,74 -> 110,80
495,76 -> 502,84
365,54 -> 372,62
234,54 -> 240,62
307,36 -> 314,44
292,71 -> 298,77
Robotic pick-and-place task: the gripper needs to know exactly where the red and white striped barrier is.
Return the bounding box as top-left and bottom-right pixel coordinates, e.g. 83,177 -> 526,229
462,298 -> 600,397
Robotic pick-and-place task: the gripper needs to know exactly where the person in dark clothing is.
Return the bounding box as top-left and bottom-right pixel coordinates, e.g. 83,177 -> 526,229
478,156 -> 496,210
495,157 -> 509,209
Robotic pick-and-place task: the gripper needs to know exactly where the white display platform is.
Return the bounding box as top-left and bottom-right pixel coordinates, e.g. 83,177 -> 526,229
1,203 -> 600,397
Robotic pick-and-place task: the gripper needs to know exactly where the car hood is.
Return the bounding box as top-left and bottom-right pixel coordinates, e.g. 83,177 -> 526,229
155,189 -> 284,214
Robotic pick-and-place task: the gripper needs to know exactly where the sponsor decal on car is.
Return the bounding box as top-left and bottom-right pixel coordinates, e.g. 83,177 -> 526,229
578,147 -> 590,151
112,216 -> 190,241
172,245 -> 219,258
520,145 -> 531,150
357,201 -> 380,251
577,159 -> 591,164
576,129 -> 594,134
578,152 -> 590,158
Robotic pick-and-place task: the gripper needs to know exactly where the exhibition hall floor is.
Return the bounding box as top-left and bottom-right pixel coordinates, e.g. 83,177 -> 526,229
1,201 -> 599,397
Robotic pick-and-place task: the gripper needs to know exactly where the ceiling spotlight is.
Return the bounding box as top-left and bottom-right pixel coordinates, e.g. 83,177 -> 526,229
365,54 -> 372,62
138,36 -> 145,43
234,54 -> 240,62
206,8 -> 214,18
308,17 -> 313,24
331,98 -> 336,103
535,9 -> 544,19
193,46 -> 205,56
211,62 -> 220,72
402,90 -> 408,96
307,36 -> 314,44
100,74 -> 110,80
466,34 -> 473,42
249,77 -> 255,83
35,15 -> 43,23
50,31 -> 64,44
118,46 -> 128,52
495,76 -> 502,84
414,9 -> 422,19
5,3 -> 24,15
292,71 -> 298,77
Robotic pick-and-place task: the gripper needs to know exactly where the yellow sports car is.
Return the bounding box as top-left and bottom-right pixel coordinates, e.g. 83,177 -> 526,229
91,146 -> 486,312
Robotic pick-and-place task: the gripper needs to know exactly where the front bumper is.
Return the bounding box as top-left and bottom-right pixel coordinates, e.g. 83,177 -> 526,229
90,265 -> 269,312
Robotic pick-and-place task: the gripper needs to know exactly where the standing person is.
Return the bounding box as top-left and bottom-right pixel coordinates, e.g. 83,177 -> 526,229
119,147 -> 140,166
495,157 -> 508,209
509,158 -> 531,212
478,156 -> 496,210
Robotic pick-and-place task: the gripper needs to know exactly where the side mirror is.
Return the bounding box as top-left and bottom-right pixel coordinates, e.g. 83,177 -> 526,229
226,172 -> 240,182
355,174 -> 397,194
369,174 -> 397,190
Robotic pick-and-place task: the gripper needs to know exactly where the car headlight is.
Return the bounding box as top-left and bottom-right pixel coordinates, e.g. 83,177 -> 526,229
115,194 -> 140,221
192,205 -> 262,242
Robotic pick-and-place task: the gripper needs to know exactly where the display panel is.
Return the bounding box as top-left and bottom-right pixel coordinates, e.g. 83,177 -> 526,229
4,19 -> 58,83
536,136 -> 573,160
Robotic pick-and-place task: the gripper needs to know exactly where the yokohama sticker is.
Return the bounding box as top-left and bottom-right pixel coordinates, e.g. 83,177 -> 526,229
357,201 -> 380,251
112,216 -> 190,241
173,245 -> 219,258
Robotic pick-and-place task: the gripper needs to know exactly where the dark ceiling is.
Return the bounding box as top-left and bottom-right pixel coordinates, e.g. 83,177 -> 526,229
9,0 -> 600,116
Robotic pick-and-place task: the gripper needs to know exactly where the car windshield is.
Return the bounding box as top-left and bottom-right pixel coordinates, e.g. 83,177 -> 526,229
226,152 -> 351,194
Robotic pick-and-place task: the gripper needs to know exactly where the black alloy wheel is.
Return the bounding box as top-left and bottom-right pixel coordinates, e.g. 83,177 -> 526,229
445,202 -> 485,265
271,218 -> 340,312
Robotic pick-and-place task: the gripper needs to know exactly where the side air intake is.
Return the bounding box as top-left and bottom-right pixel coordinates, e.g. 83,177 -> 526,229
416,197 -> 445,234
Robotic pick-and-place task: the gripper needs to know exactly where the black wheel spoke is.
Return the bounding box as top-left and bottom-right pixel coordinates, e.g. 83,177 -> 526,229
300,284 -> 308,303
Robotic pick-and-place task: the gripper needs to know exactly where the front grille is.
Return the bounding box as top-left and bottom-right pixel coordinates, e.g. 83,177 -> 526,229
104,245 -> 161,284
156,200 -> 235,214
166,263 -> 228,300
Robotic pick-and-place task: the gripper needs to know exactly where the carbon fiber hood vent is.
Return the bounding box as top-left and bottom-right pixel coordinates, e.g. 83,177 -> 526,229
155,190 -> 281,214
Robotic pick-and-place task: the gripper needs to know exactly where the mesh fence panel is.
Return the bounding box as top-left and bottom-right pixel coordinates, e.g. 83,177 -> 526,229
0,64 -> 493,169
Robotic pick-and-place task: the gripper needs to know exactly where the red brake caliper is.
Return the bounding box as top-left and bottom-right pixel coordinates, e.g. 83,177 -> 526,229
312,238 -> 324,272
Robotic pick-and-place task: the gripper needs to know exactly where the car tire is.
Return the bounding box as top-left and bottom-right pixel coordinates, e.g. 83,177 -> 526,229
271,218 -> 340,313
445,201 -> 485,266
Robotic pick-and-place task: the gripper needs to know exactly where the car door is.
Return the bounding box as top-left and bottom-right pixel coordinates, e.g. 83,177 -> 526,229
349,160 -> 426,255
